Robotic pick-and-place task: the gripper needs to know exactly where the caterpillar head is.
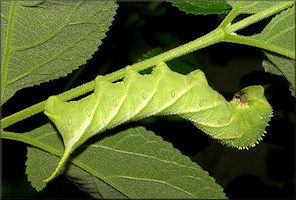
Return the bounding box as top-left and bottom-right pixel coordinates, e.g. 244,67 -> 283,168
219,86 -> 273,149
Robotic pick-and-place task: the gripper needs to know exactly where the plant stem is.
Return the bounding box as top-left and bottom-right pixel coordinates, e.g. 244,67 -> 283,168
2,131 -> 62,156
225,1 -> 295,33
106,28 -> 225,82
1,28 -> 225,129
2,1 -> 294,129
225,34 -> 295,59
219,1 -> 242,29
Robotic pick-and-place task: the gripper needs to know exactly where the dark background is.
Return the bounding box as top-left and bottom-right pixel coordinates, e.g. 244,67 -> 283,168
2,2 -> 295,199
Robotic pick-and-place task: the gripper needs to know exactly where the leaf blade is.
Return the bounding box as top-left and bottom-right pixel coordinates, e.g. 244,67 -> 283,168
169,0 -> 232,15
250,6 -> 295,95
227,1 -> 284,14
26,145 -> 128,198
24,124 -> 227,198
262,51 -> 295,96
1,1 -> 118,104
250,6 -> 295,57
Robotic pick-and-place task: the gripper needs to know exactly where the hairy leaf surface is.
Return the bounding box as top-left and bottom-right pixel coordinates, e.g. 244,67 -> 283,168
1,1 -> 118,104
250,6 -> 295,57
24,124 -> 226,198
227,1 -> 284,14
26,145 -> 127,198
169,0 -> 232,15
262,52 -> 295,96
250,6 -> 295,94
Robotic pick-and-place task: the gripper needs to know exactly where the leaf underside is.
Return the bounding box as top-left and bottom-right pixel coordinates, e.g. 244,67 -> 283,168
25,124 -> 226,199
227,1 -> 285,14
227,2 -> 295,95
26,145 -> 128,198
251,6 -> 295,96
1,1 -> 118,104
169,0 -> 232,15
262,52 -> 295,96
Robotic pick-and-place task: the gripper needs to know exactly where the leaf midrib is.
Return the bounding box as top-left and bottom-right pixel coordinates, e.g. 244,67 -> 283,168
1,1 -> 17,99
10,1 -> 85,51
107,175 -> 196,198
3,1 -> 84,88
26,130 -> 201,198
25,129 -> 199,172
5,1 -> 113,87
264,8 -> 294,45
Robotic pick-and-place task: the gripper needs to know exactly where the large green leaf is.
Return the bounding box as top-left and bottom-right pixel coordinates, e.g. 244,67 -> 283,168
23,124 -> 226,198
169,0 -> 232,15
1,1 -> 118,104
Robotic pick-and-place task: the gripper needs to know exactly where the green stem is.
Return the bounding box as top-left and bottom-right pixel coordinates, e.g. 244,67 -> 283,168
219,1 -> 243,29
2,1 -> 294,129
107,28 -> 225,82
1,130 -> 115,192
225,34 -> 295,59
2,131 -> 62,156
1,81 -> 96,129
1,28 -> 225,129
225,1 -> 295,33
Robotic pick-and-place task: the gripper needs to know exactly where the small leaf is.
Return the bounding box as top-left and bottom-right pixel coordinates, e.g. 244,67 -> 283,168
24,124 -> 227,198
169,0 -> 231,15
1,1 -> 118,104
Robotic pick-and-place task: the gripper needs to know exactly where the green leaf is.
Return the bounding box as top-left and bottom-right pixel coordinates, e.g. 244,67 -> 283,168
65,157 -> 129,199
24,124 -> 226,198
26,145 -> 62,192
1,1 -> 118,104
262,51 -> 295,96
250,6 -> 295,57
169,0 -> 231,15
250,6 -> 295,95
227,1 -> 284,14
26,145 -> 128,198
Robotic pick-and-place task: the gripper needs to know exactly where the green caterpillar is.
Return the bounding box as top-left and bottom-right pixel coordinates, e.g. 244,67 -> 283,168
43,61 -> 272,182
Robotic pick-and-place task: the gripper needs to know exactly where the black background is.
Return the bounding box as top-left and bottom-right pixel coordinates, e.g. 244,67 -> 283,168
2,2 -> 295,199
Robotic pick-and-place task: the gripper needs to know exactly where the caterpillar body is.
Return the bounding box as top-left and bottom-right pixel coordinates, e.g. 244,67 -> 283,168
43,62 -> 272,182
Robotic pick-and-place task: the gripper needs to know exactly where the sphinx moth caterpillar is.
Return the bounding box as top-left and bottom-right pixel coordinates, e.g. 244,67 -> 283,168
43,61 -> 272,182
